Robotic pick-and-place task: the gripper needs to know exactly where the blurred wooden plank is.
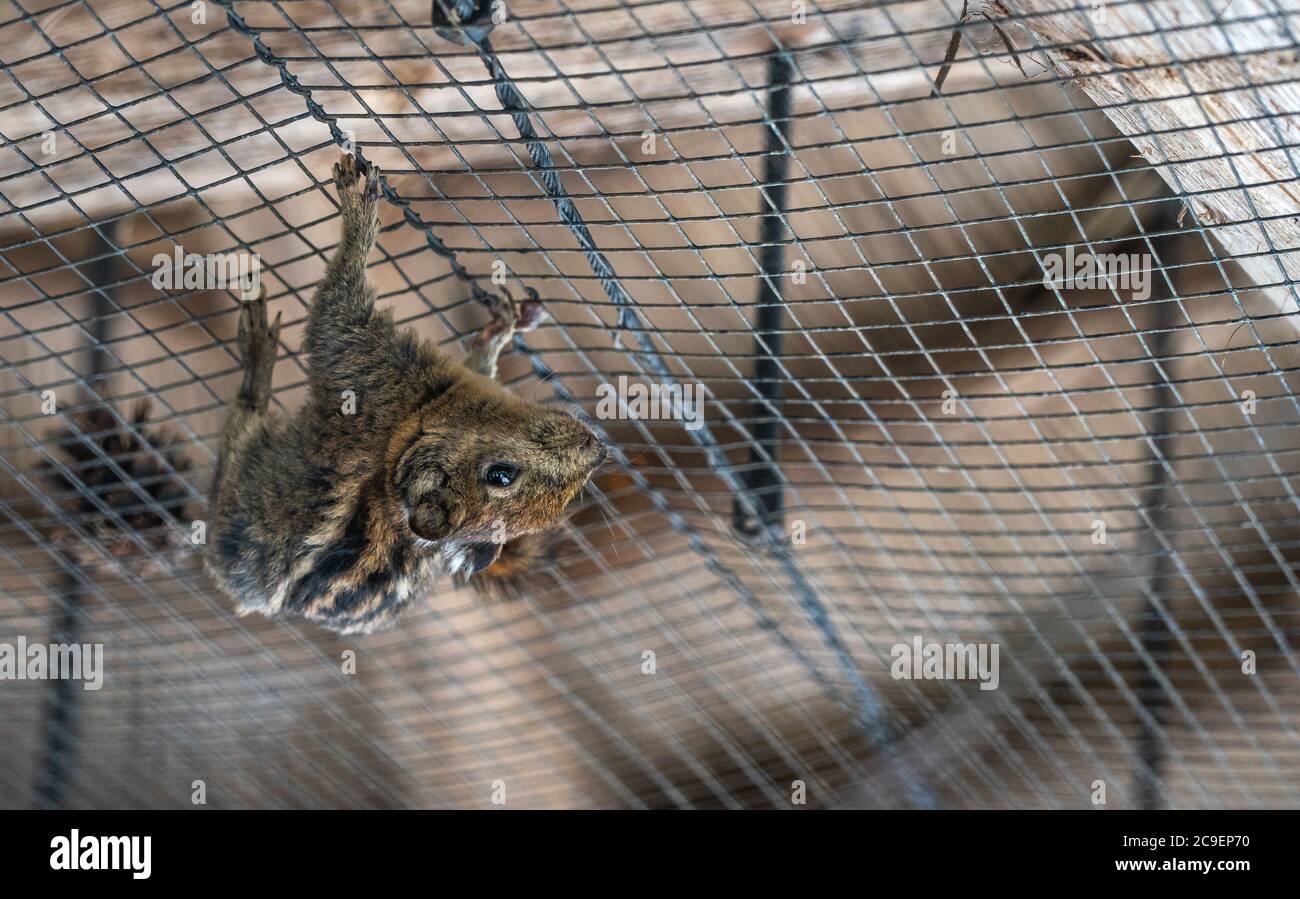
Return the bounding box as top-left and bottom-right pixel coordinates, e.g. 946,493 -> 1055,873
1002,0 -> 1300,323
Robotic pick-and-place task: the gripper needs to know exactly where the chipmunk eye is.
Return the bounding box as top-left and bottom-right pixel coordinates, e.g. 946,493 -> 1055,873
484,462 -> 519,487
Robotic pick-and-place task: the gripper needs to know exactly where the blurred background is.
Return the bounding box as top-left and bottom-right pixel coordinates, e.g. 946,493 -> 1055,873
1,0 -> 1297,808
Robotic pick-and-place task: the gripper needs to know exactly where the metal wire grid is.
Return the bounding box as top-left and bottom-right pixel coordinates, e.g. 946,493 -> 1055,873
0,0 -> 1297,808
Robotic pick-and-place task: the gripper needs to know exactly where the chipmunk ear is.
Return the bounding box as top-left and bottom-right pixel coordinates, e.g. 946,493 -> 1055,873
408,474 -> 464,541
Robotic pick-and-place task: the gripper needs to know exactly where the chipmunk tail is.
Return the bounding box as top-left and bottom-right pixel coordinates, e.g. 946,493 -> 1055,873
40,399 -> 193,577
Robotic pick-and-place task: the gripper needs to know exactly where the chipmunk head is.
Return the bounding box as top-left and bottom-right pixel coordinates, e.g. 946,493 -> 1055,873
387,372 -> 605,577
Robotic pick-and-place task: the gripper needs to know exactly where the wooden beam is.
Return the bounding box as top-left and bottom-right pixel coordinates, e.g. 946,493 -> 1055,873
996,0 -> 1300,322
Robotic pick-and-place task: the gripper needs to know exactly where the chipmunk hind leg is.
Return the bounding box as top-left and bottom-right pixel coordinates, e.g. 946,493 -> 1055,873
305,154 -> 382,361
334,153 -> 380,254
232,285 -> 281,420
212,285 -> 280,504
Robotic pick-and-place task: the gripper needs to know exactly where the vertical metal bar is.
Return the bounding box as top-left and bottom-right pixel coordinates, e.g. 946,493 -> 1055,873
734,50 -> 793,539
1132,204 -> 1183,809
32,223 -> 116,809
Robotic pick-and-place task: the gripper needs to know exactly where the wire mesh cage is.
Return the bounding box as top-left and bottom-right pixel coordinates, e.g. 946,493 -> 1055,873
1,0 -> 1297,809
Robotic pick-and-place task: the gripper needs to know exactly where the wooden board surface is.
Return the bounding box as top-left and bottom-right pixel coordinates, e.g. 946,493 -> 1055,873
996,0 -> 1300,323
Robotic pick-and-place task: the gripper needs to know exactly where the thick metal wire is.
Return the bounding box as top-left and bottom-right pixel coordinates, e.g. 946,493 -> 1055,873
1,0 -> 1297,808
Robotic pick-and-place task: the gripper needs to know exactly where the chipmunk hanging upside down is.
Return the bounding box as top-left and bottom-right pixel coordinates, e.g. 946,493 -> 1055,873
206,154 -> 605,633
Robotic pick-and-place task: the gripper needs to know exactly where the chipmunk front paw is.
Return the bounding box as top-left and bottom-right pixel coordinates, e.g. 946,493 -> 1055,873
472,296 -> 545,350
515,297 -> 545,332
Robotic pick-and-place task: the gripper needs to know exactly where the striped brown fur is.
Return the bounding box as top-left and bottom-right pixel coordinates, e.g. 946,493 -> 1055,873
205,155 -> 604,633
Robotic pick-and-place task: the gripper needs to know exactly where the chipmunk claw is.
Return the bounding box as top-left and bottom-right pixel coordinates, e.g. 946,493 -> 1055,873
333,153 -> 361,192
334,153 -> 380,205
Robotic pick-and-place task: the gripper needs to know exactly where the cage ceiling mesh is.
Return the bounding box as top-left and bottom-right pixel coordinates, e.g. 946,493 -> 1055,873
1,0 -> 1298,809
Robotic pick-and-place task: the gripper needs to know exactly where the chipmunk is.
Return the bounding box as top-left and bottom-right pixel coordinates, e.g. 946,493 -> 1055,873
205,154 -> 605,633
